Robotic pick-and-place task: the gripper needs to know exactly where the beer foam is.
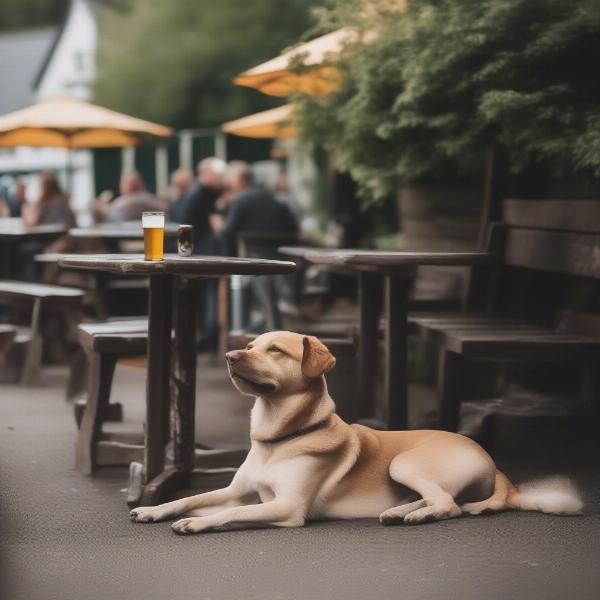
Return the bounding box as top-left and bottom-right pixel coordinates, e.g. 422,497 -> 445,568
142,213 -> 164,228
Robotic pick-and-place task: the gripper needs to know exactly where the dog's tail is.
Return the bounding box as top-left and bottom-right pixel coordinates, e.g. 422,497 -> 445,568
507,475 -> 583,514
461,471 -> 583,515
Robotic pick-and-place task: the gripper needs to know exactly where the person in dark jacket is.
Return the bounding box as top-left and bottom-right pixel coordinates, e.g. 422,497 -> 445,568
212,161 -> 298,256
180,157 -> 226,254
211,161 -> 299,331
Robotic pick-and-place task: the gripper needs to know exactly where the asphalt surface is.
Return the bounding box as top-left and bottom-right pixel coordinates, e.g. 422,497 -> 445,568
1,362 -> 599,600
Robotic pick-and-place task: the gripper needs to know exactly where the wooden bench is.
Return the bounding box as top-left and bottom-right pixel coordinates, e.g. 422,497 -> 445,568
0,281 -> 84,384
413,199 -> 600,431
75,319 -> 148,474
75,319 -> 251,480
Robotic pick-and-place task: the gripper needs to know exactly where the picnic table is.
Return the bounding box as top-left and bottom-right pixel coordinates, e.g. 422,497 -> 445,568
279,247 -> 489,429
0,218 -> 67,278
60,253 -> 296,505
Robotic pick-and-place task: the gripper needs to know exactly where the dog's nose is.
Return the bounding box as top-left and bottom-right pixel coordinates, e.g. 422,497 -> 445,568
226,350 -> 245,364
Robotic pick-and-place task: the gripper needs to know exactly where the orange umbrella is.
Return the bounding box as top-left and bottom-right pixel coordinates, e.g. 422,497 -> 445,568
234,29 -> 352,97
222,104 -> 296,139
0,95 -> 172,148
0,95 -> 172,190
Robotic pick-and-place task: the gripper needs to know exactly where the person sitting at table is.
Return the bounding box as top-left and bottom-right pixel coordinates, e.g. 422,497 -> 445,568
211,161 -> 299,331
168,168 -> 195,223
94,171 -> 165,223
211,161 -> 299,256
22,171 -> 76,228
174,158 -> 226,351
179,157 -> 226,255
17,172 -> 75,280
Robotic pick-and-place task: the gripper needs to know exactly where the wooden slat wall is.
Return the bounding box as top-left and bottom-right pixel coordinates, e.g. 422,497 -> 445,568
504,227 -> 600,279
503,199 -> 600,233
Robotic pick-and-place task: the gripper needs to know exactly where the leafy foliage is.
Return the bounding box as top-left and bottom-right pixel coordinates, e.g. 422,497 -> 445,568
94,0 -> 321,129
0,0 -> 68,32
295,0 -> 600,201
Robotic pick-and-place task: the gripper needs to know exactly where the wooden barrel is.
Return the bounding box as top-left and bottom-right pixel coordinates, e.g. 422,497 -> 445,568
397,186 -> 482,251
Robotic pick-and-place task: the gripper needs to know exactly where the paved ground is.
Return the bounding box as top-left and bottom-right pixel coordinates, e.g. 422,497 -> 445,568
1,361 -> 599,600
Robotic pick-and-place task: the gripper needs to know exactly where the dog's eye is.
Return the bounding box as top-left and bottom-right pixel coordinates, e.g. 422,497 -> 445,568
268,346 -> 281,353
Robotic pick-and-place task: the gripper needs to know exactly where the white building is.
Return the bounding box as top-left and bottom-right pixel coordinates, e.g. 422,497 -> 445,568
0,0 -> 98,215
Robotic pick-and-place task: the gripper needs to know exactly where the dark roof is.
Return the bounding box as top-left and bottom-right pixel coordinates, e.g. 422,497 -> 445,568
0,27 -> 57,115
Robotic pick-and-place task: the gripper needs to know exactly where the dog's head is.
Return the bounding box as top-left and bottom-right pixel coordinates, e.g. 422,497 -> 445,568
226,331 -> 336,397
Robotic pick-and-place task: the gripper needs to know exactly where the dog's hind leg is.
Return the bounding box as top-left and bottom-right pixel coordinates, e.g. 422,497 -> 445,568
379,499 -> 427,525
461,471 -> 512,515
381,452 -> 462,525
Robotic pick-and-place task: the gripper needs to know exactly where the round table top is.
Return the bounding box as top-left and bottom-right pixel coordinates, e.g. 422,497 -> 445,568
59,253 -> 296,277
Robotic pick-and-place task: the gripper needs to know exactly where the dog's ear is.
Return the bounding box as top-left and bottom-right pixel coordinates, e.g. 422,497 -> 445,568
302,336 -> 336,379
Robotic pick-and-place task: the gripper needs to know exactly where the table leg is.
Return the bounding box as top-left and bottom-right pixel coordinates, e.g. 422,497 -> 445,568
384,274 -> 410,430
144,275 -> 172,487
357,272 -> 382,420
170,276 -> 199,477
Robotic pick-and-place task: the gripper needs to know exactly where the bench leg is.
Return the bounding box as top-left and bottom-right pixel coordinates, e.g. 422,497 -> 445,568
66,347 -> 88,401
437,349 -> 463,432
75,351 -> 117,475
20,298 -> 43,386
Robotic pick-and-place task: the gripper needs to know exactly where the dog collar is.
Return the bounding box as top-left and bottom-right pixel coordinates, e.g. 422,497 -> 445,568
260,418 -> 331,444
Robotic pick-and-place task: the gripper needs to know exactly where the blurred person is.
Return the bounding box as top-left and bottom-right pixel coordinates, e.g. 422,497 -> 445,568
18,172 -> 75,280
95,171 -> 164,223
168,168 -> 195,223
180,157 -> 226,254
175,158 -> 226,351
2,179 -> 27,218
212,161 -> 299,331
22,171 -> 76,228
211,161 -> 298,256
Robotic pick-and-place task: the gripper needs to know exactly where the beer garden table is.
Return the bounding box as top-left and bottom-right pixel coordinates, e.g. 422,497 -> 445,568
0,218 -> 67,278
279,247 -> 489,430
60,254 -> 296,505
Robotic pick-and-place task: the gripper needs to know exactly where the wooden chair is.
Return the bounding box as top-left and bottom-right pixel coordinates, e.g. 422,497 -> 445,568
75,319 -> 147,474
413,199 -> 600,431
0,281 -> 84,385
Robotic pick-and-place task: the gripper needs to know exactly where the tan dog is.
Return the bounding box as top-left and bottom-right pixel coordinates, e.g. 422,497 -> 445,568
130,331 -> 582,534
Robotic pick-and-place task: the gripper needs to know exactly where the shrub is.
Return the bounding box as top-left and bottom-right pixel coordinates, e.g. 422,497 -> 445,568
295,0 -> 600,202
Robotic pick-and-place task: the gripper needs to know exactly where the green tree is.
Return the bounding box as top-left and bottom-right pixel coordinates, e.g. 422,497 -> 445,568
0,0 -> 68,31
295,0 -> 600,202
94,0 -> 322,129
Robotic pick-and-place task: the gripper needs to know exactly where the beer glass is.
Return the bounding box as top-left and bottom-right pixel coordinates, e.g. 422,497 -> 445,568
142,211 -> 165,261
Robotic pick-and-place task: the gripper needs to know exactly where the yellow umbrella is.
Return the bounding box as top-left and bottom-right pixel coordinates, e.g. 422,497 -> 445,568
222,104 -> 296,138
0,95 -> 172,190
0,95 -> 172,148
234,29 -> 352,97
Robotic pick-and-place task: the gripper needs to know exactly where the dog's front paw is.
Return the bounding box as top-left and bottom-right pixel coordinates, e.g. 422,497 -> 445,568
130,507 -> 162,523
171,517 -> 208,535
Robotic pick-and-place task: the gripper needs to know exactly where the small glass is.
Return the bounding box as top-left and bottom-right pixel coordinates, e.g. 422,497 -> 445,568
177,224 -> 194,257
142,211 -> 165,261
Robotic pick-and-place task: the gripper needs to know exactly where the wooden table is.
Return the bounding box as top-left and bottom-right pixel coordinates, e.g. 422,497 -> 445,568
0,218 -> 67,278
280,247 -> 489,429
60,254 -> 296,505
